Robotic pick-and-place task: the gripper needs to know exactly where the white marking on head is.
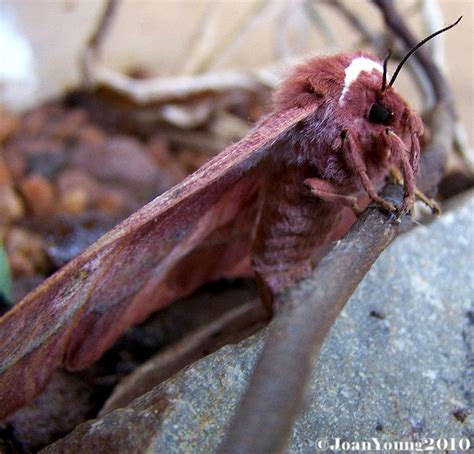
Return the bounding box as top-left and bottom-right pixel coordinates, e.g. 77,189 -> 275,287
339,57 -> 383,105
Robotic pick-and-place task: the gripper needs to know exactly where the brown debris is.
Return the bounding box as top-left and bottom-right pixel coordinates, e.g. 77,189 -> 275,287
0,107 -> 21,143
0,154 -> 24,224
20,175 -> 57,217
5,228 -> 49,277
0,186 -> 24,224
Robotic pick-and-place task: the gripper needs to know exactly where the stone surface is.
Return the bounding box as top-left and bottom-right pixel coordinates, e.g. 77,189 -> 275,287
43,194 -> 474,453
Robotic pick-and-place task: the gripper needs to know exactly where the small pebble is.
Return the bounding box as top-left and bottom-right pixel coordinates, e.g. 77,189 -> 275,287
5,228 -> 49,277
20,175 -> 57,217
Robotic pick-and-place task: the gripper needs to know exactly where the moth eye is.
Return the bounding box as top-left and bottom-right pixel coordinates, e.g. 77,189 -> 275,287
368,102 -> 392,124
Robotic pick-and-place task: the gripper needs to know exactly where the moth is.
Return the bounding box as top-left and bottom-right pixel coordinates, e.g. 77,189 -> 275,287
0,20 -> 460,419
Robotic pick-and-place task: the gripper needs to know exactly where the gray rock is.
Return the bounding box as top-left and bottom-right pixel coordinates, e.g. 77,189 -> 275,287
43,194 -> 474,453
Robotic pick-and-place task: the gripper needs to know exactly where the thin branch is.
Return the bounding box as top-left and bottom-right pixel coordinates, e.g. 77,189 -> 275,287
179,2 -> 224,75
417,103 -> 456,196
274,1 -> 313,60
304,0 -> 339,51
158,101 -> 213,129
454,121 -> 474,174
421,0 -> 448,73
82,0 -> 119,86
88,65 -> 264,103
406,53 -> 437,111
198,0 -> 271,73
275,1 -> 298,60
86,0 -> 119,50
328,0 -> 379,45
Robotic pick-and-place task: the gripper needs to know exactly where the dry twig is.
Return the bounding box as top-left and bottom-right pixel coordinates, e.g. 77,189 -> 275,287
82,0 -> 119,86
421,0 -> 447,72
179,2 -> 225,75
328,0 -> 379,45
454,121 -> 474,173
303,0 -> 339,51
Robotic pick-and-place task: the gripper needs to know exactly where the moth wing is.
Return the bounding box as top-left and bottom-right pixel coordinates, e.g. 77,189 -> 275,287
0,104 -> 319,419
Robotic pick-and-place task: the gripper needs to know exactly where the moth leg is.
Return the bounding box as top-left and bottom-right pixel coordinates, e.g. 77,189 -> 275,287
407,114 -> 423,174
397,153 -> 416,214
344,133 -> 396,212
304,177 -> 363,215
390,168 -> 441,215
386,130 -> 422,215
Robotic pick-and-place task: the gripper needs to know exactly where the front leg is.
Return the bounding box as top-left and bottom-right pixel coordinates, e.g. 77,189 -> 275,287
304,177 -> 363,215
343,132 -> 396,212
390,168 -> 441,215
386,130 -> 417,214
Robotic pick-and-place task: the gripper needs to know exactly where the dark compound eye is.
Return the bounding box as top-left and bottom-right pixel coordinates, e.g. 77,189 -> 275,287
368,102 -> 393,124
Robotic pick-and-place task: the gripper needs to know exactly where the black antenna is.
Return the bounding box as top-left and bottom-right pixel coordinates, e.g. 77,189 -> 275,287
381,49 -> 392,92
388,16 -> 462,88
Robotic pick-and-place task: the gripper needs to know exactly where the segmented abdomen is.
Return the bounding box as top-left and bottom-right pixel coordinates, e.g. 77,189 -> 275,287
251,164 -> 341,307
